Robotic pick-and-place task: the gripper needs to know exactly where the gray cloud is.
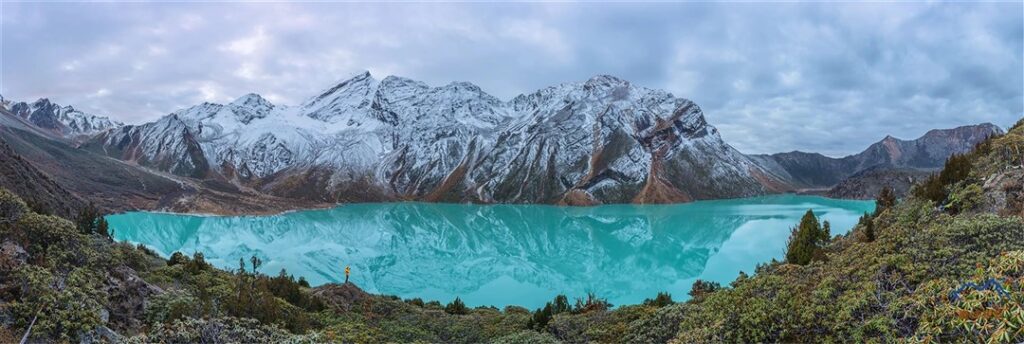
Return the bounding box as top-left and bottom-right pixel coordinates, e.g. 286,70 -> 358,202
1,2 -> 1020,156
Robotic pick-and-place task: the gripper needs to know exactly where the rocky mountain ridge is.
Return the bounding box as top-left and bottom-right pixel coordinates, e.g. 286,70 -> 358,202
0,73 -> 1004,212
752,123 -> 1002,189
80,72 -> 789,205
1,97 -> 122,139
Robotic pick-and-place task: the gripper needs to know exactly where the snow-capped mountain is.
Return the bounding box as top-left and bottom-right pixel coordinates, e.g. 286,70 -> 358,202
2,98 -> 123,138
83,72 -> 789,204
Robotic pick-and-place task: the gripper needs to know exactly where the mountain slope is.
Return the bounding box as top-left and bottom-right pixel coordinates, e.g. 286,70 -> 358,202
0,138 -> 86,219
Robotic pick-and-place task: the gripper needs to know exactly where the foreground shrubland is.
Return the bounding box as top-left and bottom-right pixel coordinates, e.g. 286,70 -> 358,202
0,120 -> 1021,343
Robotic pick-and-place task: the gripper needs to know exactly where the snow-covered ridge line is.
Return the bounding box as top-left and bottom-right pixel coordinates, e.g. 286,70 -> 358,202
1,95 -> 123,138
80,72 -> 789,205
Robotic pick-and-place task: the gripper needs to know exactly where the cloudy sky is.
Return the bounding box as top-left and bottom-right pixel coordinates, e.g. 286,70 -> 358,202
1,2 -> 1021,156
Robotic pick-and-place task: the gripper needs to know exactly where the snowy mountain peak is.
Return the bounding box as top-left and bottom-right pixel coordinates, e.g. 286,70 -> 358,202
230,93 -> 273,109
379,75 -> 429,91
5,97 -> 122,137
584,74 -> 630,89
302,71 -> 379,122
228,93 -> 275,124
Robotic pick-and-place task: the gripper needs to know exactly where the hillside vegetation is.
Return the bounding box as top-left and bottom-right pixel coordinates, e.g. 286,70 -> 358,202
0,120 -> 1021,343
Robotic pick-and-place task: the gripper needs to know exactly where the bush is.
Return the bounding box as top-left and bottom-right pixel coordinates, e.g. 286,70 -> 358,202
915,251 -> 1024,343
643,292 -> 675,307
947,183 -> 984,214
124,317 -> 313,343
573,292 -> 612,314
0,188 -> 28,226
10,266 -> 105,342
491,330 -> 561,344
445,297 -> 469,315
15,212 -> 85,266
167,251 -> 189,266
145,290 -> 203,325
75,203 -> 109,239
688,280 -> 721,299
876,186 -> 897,214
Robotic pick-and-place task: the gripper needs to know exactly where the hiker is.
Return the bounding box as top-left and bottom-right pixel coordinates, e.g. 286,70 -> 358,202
345,265 -> 350,283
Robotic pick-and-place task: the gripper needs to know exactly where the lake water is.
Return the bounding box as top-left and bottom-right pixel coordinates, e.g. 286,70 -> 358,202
107,195 -> 874,309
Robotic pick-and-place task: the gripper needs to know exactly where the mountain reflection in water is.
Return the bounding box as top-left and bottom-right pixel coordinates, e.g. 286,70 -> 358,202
107,195 -> 874,308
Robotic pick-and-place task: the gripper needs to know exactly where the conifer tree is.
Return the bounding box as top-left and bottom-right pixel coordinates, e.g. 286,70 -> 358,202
785,209 -> 827,265
859,212 -> 875,242
876,186 -> 897,215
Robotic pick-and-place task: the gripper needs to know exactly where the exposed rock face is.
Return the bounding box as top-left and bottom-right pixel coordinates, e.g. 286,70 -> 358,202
0,241 -> 28,275
754,123 -> 1003,189
0,241 -> 28,297
825,167 -> 934,200
82,73 -> 787,205
983,168 -> 1024,217
103,265 -> 164,333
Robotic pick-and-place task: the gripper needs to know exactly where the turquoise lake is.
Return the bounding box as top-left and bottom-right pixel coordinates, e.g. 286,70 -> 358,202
106,195 -> 874,309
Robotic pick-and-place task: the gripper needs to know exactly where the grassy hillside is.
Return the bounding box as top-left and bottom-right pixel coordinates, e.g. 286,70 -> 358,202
0,120 -> 1021,343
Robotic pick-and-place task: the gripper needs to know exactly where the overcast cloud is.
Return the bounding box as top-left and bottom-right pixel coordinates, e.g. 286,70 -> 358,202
1,2 -> 1021,156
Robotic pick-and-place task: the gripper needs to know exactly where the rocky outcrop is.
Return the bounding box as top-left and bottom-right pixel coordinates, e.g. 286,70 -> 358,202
311,283 -> 371,313
982,167 -> 1024,217
103,265 -> 164,333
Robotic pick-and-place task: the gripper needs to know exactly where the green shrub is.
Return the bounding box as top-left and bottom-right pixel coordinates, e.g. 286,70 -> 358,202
643,291 -> 675,307
491,330 -> 561,344
947,183 -> 984,214
145,289 -> 203,325
75,203 -> 109,239
0,188 -> 28,226
124,317 -> 314,343
10,266 -> 105,342
688,280 -> 721,299
445,297 -> 469,315
915,251 -> 1024,343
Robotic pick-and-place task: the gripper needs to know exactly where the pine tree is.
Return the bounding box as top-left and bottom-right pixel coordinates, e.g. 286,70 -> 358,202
821,220 -> 831,241
785,209 -> 826,265
859,212 -> 875,242
876,186 -> 897,215
75,203 -> 111,239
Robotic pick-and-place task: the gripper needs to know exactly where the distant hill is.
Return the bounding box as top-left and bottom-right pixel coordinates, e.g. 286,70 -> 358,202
752,123 -> 1002,195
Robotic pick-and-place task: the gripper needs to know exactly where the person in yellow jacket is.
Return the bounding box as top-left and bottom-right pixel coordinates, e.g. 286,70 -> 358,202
344,265 -> 350,283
